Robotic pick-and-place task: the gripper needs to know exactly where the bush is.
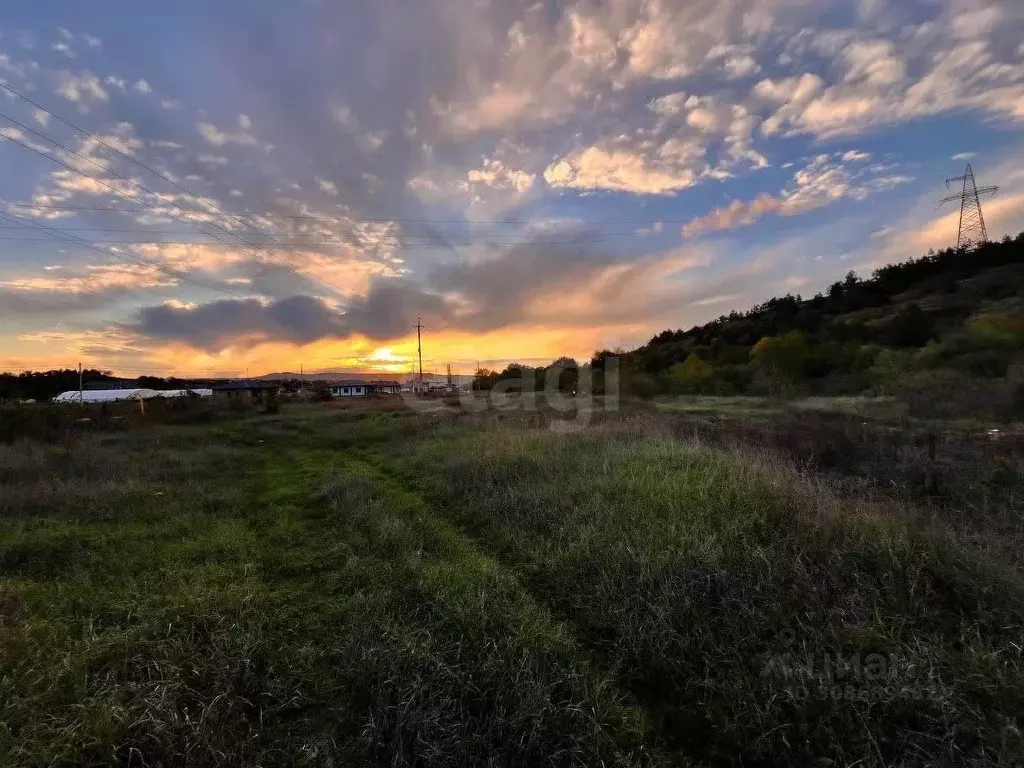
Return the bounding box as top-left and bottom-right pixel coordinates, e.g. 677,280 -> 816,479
879,303 -> 936,347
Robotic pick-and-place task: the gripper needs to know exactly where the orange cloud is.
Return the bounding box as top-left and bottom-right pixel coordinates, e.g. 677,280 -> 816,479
682,193 -> 785,236
0,262 -> 174,293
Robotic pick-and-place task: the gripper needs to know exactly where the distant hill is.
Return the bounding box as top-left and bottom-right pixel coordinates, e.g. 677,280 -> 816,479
256,371 -> 404,383
595,232 -> 1024,410
257,371 -> 475,384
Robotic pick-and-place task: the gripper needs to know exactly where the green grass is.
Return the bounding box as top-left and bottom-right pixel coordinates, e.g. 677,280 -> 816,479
2,407 -> 1023,766
654,394 -> 782,416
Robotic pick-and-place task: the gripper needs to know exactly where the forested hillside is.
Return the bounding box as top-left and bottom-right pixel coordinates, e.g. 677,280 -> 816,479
594,232 -> 1024,414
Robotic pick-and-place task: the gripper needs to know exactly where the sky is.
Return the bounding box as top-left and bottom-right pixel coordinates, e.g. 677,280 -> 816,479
1,0 -> 1023,377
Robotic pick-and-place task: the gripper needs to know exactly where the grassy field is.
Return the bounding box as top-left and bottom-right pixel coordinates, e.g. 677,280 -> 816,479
2,401 -> 1023,766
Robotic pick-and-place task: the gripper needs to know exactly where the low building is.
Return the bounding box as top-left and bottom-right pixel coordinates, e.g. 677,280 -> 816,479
329,380 -> 402,397
403,379 -> 453,394
372,380 -> 402,395
211,381 -> 279,403
330,380 -> 367,397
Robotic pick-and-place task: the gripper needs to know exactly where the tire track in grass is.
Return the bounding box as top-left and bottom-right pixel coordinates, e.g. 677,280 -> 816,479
235,424 -> 661,767
301,419 -> 776,764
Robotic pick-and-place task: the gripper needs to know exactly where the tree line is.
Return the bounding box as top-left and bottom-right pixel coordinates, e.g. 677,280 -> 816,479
0,371 -> 218,401
470,233 -> 1024,412
583,232 -> 1024,407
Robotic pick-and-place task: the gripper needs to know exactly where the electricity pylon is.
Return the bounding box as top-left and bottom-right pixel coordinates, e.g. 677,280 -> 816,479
939,164 -> 998,248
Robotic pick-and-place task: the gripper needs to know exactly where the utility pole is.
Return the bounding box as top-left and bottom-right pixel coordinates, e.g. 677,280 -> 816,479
415,317 -> 424,384
939,164 -> 999,249
447,363 -> 452,389
78,361 -> 83,404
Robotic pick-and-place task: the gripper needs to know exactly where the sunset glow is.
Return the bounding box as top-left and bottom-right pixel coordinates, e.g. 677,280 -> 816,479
1,2 -> 1023,376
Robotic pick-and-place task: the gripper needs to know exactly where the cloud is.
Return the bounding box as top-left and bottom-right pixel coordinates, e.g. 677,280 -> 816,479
756,5 -> 1024,139
6,0 -> 1024,373
1,126 -> 54,154
544,141 -> 703,195
466,159 -> 535,193
692,293 -> 743,307
683,194 -> 788,236
123,234 -> 717,354
648,92 -> 688,117
0,263 -> 173,294
357,131 -> 385,153
406,150 -> 540,216
952,152 -> 976,161
682,153 -> 912,236
129,295 -> 350,350
723,55 -> 760,79
128,275 -> 453,351
430,0 -> 786,140
56,71 -> 108,108
117,229 -> 683,354
0,262 -> 178,324
197,117 -> 259,147
316,177 -> 339,195
129,243 -> 251,274
331,104 -> 355,128
438,87 -> 554,135
197,153 -> 229,166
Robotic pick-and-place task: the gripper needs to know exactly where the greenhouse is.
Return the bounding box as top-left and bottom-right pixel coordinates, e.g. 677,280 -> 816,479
53,389 -> 160,404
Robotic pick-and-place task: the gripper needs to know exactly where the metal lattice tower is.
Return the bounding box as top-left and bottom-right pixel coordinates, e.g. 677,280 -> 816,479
939,164 -> 998,248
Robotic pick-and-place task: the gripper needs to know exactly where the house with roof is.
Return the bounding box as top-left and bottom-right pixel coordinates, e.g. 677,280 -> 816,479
211,380 -> 279,404
329,380 -> 402,397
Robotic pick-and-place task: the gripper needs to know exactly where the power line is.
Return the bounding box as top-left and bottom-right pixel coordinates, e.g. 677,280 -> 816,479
0,209 -> 243,296
0,235 -> 652,248
0,221 -> 669,241
0,83 -> 298,241
9,202 -> 689,228
938,163 -> 999,249
0,132 -> 248,295
0,226 -> 665,244
0,97 -> 349,295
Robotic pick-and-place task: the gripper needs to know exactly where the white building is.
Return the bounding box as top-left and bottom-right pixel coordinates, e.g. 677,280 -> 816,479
329,380 -> 402,397
154,389 -> 213,398
54,388 -> 160,404
330,380 -> 367,397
